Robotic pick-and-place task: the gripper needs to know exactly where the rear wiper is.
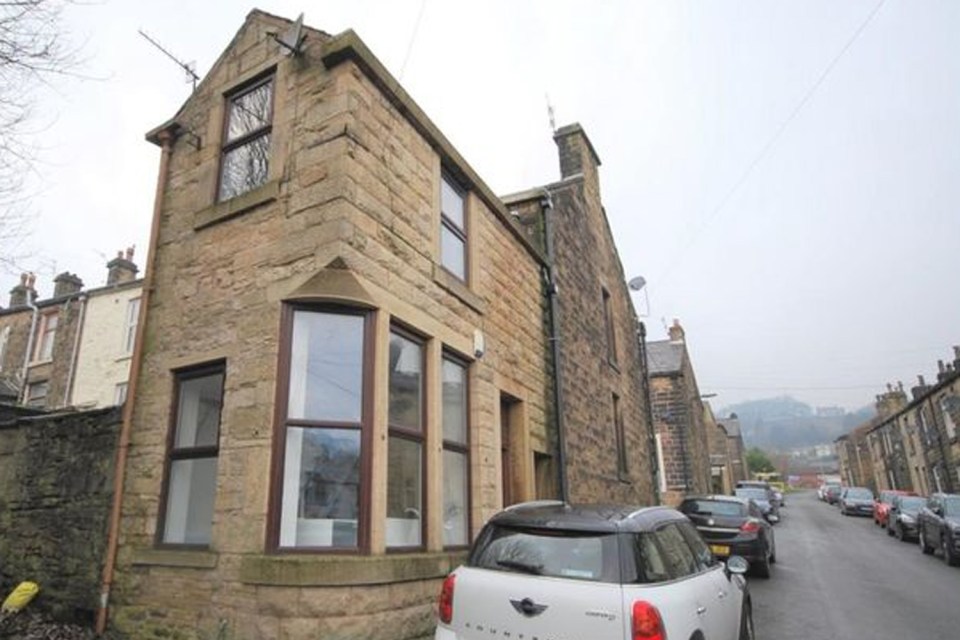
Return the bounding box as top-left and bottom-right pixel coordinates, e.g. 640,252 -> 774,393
497,559 -> 544,575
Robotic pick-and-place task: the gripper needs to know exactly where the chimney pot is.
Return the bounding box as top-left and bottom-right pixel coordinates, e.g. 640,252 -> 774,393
106,248 -> 139,286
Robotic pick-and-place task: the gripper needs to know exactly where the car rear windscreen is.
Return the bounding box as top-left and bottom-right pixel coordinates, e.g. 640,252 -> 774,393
681,500 -> 746,517
469,526 -> 619,583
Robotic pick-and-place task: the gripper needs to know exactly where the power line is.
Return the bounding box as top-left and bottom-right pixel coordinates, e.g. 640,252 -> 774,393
656,0 -> 888,285
399,0 -> 428,81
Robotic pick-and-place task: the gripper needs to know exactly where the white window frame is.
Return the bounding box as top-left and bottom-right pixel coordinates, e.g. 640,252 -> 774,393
123,298 -> 140,354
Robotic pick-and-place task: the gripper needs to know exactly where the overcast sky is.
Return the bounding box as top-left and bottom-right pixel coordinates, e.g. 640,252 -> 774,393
3,0 -> 958,412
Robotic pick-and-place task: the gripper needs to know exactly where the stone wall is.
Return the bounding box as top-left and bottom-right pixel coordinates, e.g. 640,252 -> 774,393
0,406 -> 120,622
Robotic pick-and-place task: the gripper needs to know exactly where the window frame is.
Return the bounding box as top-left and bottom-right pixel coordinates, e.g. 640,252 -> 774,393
267,304 -> 375,554
33,310 -> 58,362
439,172 -> 468,282
601,287 -> 618,366
386,325 -> 427,552
155,361 -> 226,549
217,72 -> 275,203
613,392 -> 628,480
26,380 -> 49,407
441,351 -> 472,550
122,297 -> 141,354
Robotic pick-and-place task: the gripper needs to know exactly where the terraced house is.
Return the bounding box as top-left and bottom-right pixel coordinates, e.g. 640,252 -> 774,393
103,10 -> 656,639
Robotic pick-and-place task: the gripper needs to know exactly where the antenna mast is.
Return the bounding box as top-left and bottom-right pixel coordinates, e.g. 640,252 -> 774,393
138,29 -> 200,90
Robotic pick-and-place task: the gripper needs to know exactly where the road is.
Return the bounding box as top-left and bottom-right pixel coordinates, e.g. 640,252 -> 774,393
749,490 -> 960,639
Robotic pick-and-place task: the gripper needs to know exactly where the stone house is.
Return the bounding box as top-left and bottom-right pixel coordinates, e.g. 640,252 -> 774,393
715,413 -> 749,486
0,254 -> 141,410
836,421 -> 877,491
647,319 -> 712,505
704,403 -> 734,494
502,124 -> 657,506
103,11 -> 571,639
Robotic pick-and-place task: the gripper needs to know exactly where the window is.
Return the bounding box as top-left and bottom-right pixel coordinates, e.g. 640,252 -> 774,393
34,312 -> 58,362
0,326 -> 10,371
123,298 -> 140,354
218,75 -> 273,201
159,364 -> 224,545
440,175 -> 467,280
941,396 -> 957,440
114,382 -> 128,405
386,329 -> 425,549
602,287 -> 617,365
613,393 -> 628,478
442,355 -> 470,547
677,520 -> 717,570
278,309 -> 368,550
26,381 -> 48,408
653,523 -> 699,579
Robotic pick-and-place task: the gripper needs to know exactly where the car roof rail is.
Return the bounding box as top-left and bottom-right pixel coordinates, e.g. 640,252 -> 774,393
503,499 -> 567,512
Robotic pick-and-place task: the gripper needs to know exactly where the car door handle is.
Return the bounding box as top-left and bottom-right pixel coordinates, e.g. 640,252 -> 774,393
717,590 -> 727,599
697,606 -> 707,616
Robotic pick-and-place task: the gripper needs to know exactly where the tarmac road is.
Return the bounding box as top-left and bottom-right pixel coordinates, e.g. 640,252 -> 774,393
748,490 -> 960,639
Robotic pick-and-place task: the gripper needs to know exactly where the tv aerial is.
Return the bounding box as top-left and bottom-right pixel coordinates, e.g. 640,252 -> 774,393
273,13 -> 306,57
138,29 -> 200,90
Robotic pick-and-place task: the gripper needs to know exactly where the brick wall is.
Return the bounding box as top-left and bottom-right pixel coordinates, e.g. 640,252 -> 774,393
0,406 -> 121,622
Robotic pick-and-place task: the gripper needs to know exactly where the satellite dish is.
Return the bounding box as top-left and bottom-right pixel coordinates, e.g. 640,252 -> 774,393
275,13 -> 306,56
628,276 -> 647,291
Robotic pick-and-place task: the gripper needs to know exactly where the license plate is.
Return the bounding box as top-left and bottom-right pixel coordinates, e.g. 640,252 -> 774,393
710,545 -> 730,556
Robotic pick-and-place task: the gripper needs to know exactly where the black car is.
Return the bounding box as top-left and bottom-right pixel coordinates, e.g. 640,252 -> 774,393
734,487 -> 780,523
886,495 -> 926,541
680,495 -> 776,578
917,493 -> 960,566
838,487 -> 874,516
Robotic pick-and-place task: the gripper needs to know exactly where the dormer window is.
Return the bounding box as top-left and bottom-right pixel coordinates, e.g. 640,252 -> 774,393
218,75 -> 274,201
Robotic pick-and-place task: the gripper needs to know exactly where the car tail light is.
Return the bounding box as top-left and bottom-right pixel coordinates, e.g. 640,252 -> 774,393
632,600 -> 666,640
741,519 -> 761,533
438,574 -> 456,624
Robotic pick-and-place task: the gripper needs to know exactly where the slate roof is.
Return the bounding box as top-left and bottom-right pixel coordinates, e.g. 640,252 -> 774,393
647,340 -> 684,375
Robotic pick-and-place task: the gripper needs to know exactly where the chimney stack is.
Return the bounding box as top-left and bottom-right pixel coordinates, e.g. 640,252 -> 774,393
553,123 -> 602,182
668,318 -> 685,344
8,273 -> 37,308
938,359 -> 947,383
53,272 -> 84,298
911,375 -> 929,401
106,246 -> 139,285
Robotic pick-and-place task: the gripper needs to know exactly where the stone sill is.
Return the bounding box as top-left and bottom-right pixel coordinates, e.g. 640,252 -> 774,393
240,550 -> 467,587
432,266 -> 486,315
131,548 -> 219,569
193,179 -> 280,230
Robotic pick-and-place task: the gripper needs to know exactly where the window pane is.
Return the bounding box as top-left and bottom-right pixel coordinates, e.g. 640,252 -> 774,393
162,457 -> 218,544
288,311 -> 364,422
442,359 -> 467,444
387,437 -> 422,547
441,224 -> 466,280
219,133 -> 271,201
226,82 -> 272,142
280,427 -> 360,548
443,450 -> 469,546
175,373 -> 224,449
441,178 -> 464,229
388,332 -> 422,432
655,524 -> 699,579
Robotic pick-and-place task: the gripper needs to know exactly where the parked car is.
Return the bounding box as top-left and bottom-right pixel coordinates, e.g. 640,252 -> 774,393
734,487 -> 780,523
874,490 -> 914,527
823,484 -> 843,505
737,480 -> 781,509
886,495 -> 926,542
434,501 -> 754,640
679,495 -> 776,578
917,493 -> 960,566
838,487 -> 874,516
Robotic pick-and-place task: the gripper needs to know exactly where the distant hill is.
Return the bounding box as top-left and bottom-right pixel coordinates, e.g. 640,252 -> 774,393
718,396 -> 875,452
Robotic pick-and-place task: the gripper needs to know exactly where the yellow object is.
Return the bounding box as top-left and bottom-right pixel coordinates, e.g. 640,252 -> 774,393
1,581 -> 40,613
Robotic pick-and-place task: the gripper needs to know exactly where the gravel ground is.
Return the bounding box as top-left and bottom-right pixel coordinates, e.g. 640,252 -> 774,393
0,612 -> 123,639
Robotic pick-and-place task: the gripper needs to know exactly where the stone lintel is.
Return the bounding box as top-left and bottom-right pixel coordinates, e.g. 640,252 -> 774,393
239,550 -> 468,587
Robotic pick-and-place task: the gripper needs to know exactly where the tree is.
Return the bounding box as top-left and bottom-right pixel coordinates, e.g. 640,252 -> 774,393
746,447 -> 776,474
0,1 -> 77,272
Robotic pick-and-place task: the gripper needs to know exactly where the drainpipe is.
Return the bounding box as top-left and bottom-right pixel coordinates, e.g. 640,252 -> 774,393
18,285 -> 40,405
96,128 -> 175,635
540,191 -> 568,503
63,293 -> 88,406
636,321 -> 660,504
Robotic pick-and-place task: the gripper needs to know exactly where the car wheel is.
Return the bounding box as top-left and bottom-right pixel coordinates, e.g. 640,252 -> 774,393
944,535 -> 960,567
769,536 -> 777,564
920,529 -> 935,555
739,601 -> 755,640
895,523 -> 904,541
753,554 -> 771,579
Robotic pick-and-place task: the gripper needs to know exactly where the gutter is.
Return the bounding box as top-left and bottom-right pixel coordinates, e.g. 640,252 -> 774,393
96,128 -> 176,635
539,191 -> 569,502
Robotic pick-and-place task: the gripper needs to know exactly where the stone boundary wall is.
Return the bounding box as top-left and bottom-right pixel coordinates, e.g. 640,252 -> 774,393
0,406 -> 121,623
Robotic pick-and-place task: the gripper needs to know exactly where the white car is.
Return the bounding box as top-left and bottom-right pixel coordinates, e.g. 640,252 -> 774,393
435,500 -> 753,639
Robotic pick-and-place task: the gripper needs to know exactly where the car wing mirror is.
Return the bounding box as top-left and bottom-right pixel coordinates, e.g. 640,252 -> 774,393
726,556 -> 749,576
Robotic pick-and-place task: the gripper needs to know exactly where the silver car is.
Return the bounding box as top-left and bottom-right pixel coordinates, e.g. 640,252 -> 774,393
435,501 -> 754,639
